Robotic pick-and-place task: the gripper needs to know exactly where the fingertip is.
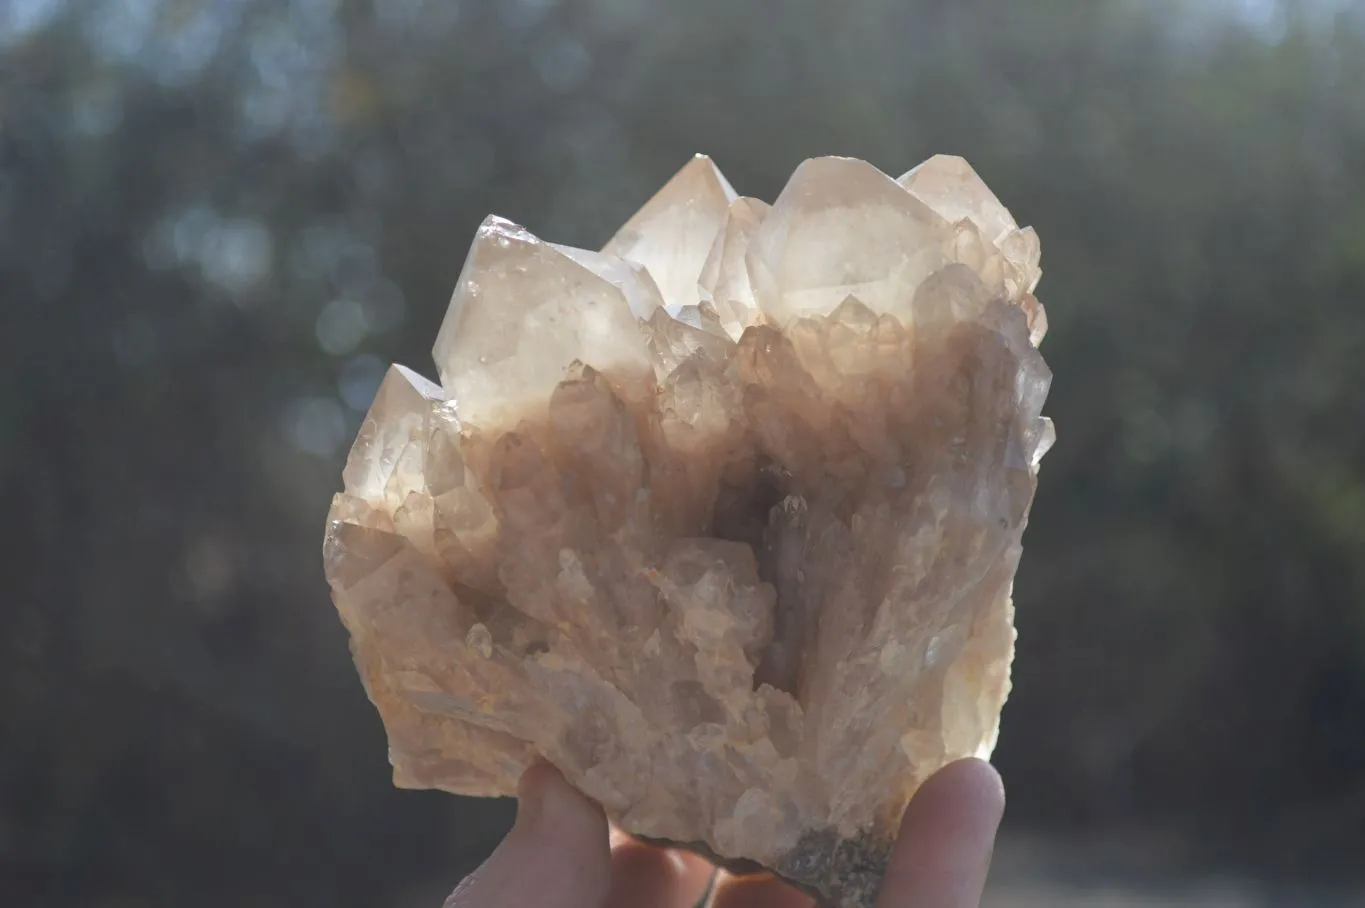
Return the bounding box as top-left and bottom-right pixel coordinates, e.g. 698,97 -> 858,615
447,761 -> 611,908
877,759 -> 1005,908
908,758 -> 1005,831
514,760 -> 609,840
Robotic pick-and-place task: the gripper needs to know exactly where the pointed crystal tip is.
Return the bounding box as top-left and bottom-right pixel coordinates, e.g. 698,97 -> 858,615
603,154 -> 739,316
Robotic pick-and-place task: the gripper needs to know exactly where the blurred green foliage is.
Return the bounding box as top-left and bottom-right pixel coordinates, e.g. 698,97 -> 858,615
2,0 -> 1364,904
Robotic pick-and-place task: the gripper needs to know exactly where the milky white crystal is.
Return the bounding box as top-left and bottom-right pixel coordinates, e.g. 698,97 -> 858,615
324,153 -> 1053,908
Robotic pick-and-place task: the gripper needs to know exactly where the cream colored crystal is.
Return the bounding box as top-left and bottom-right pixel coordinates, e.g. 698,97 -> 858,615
552,243 -> 666,319
745,157 -> 956,326
898,154 -> 1017,245
699,196 -> 771,338
325,154 -> 1053,908
432,216 -> 652,428
603,153 -> 737,315
899,155 -> 1043,298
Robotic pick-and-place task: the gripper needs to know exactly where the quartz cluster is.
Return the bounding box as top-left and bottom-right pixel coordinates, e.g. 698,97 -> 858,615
323,154 -> 1052,908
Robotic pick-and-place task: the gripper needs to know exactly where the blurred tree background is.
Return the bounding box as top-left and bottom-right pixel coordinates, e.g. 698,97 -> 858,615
3,0 -> 1365,905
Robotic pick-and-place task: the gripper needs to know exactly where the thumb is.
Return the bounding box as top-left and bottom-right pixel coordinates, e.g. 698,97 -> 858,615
445,762 -> 611,908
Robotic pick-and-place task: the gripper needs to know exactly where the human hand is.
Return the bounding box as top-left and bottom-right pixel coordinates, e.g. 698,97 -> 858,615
443,758 -> 1004,908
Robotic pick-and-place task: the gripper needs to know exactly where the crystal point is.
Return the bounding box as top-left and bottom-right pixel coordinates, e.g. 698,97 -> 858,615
326,154 -> 1053,908
604,154 -> 739,316
897,154 -> 1017,244
747,157 -> 951,325
342,364 -> 445,504
700,196 -> 771,339
433,215 -> 651,429
899,156 -> 1043,296
553,244 -> 667,319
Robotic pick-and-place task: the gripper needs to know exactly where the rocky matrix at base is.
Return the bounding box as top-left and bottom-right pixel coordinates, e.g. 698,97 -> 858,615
323,154 -> 1053,908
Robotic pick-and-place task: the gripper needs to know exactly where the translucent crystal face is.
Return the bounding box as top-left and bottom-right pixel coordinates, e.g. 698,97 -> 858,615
323,153 -> 1052,908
